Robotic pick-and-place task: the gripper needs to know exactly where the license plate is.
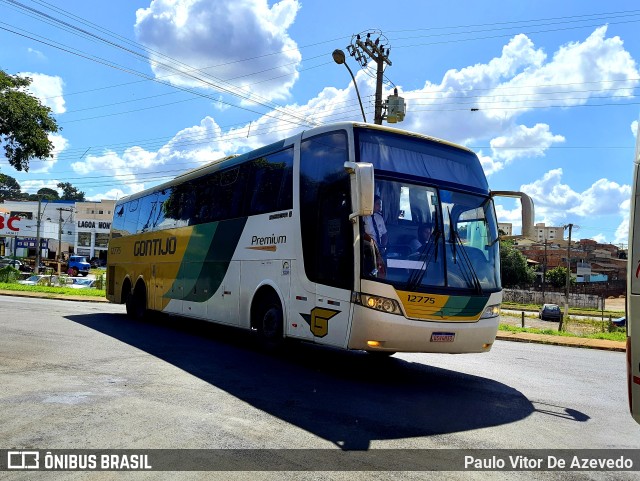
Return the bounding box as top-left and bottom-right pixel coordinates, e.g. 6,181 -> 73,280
430,332 -> 455,342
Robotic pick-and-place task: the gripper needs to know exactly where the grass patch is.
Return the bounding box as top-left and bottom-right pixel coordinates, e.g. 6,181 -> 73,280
499,324 -> 575,337
499,323 -> 626,342
0,282 -> 105,298
585,331 -> 627,342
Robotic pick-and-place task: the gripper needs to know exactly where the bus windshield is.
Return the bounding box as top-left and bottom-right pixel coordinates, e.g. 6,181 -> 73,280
359,152 -> 500,293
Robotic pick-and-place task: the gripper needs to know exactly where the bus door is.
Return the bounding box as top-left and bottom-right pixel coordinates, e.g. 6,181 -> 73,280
311,284 -> 353,349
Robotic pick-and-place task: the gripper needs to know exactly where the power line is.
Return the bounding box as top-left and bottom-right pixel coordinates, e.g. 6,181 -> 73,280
0,0 -> 319,128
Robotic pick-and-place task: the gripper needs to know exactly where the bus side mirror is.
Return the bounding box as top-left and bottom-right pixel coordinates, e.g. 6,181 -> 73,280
490,190 -> 536,239
344,162 -> 374,221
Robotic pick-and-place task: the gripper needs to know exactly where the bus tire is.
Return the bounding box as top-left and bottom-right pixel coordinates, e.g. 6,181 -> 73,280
257,295 -> 284,350
365,350 -> 396,358
125,295 -> 134,317
126,282 -> 147,320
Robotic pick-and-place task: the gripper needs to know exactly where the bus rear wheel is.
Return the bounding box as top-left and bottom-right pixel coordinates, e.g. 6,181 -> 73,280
126,283 -> 147,320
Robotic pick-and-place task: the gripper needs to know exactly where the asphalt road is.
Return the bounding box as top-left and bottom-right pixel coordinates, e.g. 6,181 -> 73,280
1,296 -> 639,479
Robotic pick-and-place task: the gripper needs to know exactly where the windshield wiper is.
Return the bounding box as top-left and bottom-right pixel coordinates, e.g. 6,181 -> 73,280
407,222 -> 442,291
449,228 -> 483,294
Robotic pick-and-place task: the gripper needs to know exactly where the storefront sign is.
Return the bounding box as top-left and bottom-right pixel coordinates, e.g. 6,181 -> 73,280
16,238 -> 48,249
0,215 -> 23,236
77,220 -> 111,230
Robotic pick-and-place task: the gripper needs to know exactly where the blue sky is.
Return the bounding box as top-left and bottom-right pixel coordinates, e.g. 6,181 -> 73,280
0,0 -> 638,245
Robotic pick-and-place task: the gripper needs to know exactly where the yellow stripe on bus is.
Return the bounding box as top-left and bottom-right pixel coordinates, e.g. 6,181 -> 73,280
396,290 -> 484,321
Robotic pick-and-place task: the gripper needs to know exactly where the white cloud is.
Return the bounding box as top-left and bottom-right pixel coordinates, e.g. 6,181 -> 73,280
614,199 -> 630,245
26,133 -> 69,174
396,26 -> 638,151
521,168 -> 630,217
70,116 -> 245,196
518,169 -> 630,241
135,0 -> 302,102
633,120 -> 638,138
18,179 -> 61,194
490,124 -> 565,162
477,151 -> 504,177
86,188 -> 128,202
20,72 -> 66,114
27,48 -> 46,61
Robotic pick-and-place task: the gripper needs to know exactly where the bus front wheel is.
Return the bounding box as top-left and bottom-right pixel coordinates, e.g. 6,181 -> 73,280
365,350 -> 396,358
257,296 -> 284,350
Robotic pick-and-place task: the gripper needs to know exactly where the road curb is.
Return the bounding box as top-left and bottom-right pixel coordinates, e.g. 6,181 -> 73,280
496,332 -> 626,352
0,290 -> 109,303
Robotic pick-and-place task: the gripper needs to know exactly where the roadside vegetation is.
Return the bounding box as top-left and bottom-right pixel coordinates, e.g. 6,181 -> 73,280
500,303 -> 626,342
0,265 -> 105,298
501,301 -> 624,318
0,282 -> 106,298
499,324 -> 626,342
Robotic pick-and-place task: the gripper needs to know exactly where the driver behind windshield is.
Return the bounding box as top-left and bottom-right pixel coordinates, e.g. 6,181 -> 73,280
410,222 -> 433,253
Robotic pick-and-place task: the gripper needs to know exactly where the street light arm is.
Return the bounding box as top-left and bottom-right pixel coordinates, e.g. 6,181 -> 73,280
343,62 -> 367,123
332,49 -> 367,123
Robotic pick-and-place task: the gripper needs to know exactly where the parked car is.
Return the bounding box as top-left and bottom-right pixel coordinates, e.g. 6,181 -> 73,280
68,278 -> 96,289
612,316 -> 626,328
89,257 -> 106,268
18,274 -> 62,286
0,259 -> 33,272
539,303 -> 563,322
64,256 -> 91,277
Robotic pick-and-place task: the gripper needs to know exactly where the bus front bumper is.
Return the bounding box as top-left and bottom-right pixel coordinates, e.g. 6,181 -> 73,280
348,305 -> 499,353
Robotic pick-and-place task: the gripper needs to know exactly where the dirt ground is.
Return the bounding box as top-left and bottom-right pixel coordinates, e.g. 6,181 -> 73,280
605,297 -> 625,312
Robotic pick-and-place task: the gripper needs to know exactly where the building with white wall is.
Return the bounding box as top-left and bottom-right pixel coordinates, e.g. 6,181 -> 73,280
0,199 -> 115,261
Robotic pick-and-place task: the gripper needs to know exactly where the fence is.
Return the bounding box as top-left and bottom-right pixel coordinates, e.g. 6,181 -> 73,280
503,289 -> 603,309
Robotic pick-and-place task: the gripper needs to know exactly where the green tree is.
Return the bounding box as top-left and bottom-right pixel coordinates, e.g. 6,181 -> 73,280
0,173 -> 22,201
0,70 -> 59,171
500,239 -> 536,287
546,266 -> 576,288
36,187 -> 59,201
57,182 -> 85,201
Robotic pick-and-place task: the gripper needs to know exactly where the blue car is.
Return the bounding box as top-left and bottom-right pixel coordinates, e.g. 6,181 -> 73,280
612,317 -> 626,328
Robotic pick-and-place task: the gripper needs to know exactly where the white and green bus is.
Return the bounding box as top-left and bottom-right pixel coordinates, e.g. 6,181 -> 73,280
627,118 -> 640,424
107,122 -> 533,355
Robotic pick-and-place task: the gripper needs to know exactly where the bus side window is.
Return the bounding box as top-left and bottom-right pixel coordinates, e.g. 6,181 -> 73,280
123,199 -> 139,236
137,192 -> 158,232
111,204 -> 126,237
247,148 -> 293,215
274,148 -> 293,211
219,166 -> 246,220
153,188 -> 174,230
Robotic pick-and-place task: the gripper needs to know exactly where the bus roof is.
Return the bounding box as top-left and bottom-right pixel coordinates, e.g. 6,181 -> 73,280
116,122 -> 478,205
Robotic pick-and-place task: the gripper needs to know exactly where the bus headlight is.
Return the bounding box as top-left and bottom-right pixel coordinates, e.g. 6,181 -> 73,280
355,293 -> 403,315
481,304 -> 500,319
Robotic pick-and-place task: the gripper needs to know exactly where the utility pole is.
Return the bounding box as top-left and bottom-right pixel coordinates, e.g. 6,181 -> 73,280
560,223 -> 574,331
347,31 -> 392,125
34,196 -> 43,275
542,237 -> 547,303
56,207 -> 73,262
